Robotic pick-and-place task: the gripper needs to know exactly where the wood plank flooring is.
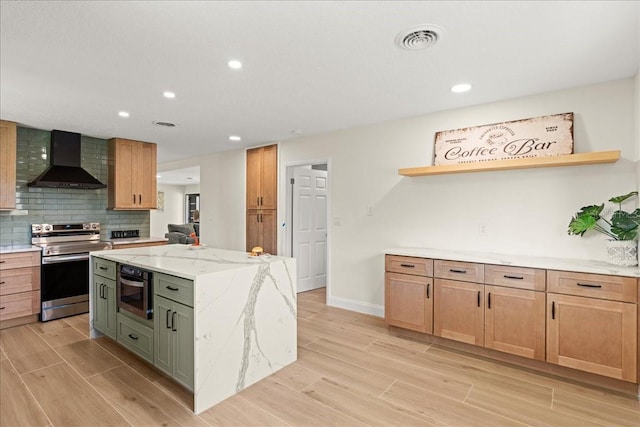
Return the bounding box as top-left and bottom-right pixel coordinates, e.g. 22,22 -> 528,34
1,288 -> 639,426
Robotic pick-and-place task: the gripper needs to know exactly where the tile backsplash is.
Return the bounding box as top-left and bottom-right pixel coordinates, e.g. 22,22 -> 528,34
0,127 -> 150,246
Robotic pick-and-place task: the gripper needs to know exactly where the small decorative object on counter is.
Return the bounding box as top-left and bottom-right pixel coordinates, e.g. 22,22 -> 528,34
568,191 -> 639,266
189,232 -> 199,246
250,246 -> 263,257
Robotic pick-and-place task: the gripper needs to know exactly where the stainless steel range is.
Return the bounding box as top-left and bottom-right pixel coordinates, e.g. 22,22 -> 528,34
31,222 -> 112,321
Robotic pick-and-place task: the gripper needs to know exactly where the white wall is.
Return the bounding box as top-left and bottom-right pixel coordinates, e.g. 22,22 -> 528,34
160,77 -> 638,316
150,183 -> 186,237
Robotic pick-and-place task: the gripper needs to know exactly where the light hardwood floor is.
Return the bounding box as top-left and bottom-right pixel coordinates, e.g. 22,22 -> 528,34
1,288 -> 639,426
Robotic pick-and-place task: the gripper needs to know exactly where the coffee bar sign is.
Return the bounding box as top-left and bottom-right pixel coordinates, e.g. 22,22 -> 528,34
433,112 -> 574,166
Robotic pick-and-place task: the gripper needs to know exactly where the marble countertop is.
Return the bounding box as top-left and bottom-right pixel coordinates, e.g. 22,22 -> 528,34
385,247 -> 640,278
91,244 -> 291,280
104,236 -> 168,245
0,245 -> 41,254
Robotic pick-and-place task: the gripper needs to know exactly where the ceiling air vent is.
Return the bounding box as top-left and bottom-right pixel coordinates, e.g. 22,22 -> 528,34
395,25 -> 441,50
153,121 -> 177,127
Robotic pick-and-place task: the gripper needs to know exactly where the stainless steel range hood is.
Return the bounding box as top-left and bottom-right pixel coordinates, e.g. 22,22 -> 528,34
28,130 -> 106,189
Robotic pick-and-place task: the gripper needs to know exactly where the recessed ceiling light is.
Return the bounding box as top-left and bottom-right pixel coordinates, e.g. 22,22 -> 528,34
156,175 -> 162,179
228,60 -> 242,69
163,91 -> 176,99
118,111 -> 130,118
229,135 -> 242,142
451,83 -> 472,93
292,129 -> 304,135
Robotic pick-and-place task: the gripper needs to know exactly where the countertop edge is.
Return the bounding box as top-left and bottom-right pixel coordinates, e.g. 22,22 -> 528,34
384,247 -> 640,278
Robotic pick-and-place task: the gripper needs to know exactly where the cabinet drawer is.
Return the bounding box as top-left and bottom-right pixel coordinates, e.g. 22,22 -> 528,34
94,258 -> 116,280
0,267 -> 40,295
154,273 -> 193,307
117,313 -> 154,363
385,255 -> 433,277
0,251 -> 40,270
434,260 -> 484,283
547,270 -> 636,303
0,291 -> 40,321
485,265 -> 545,291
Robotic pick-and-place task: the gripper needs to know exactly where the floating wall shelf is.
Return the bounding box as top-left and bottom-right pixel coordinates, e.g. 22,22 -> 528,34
398,150 -> 621,177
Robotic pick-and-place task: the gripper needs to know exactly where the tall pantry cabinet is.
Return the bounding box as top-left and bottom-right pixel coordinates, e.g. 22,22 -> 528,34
246,145 -> 277,255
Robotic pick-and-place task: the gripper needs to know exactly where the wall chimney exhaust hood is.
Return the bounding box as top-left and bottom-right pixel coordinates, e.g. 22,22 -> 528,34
28,130 -> 106,189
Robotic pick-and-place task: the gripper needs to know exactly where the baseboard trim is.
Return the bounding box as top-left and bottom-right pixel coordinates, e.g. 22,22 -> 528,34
326,295 -> 384,318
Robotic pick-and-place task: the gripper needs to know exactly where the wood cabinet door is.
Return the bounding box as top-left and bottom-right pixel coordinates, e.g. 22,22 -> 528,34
485,285 -> 545,360
109,139 -> 135,208
246,211 -> 261,252
385,273 -> 433,333
547,293 -> 637,382
434,278 -> 484,345
0,120 -> 17,209
260,210 -> 277,255
260,144 -> 277,209
134,142 -> 157,208
246,148 -> 262,209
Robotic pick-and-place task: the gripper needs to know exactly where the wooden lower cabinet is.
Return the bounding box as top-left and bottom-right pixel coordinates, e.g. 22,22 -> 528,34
385,272 -> 432,333
433,278 -> 484,346
547,293 -> 637,382
485,285 -> 545,361
0,251 -> 41,328
246,210 -> 277,255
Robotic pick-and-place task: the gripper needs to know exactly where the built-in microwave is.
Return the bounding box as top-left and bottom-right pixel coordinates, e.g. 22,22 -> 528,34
117,264 -> 153,320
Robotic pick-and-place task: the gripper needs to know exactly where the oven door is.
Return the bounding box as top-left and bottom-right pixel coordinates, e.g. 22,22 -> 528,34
117,272 -> 151,319
41,254 -> 90,321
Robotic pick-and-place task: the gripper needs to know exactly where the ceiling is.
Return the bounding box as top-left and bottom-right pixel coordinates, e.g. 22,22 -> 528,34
157,166 -> 200,186
1,1 -> 638,165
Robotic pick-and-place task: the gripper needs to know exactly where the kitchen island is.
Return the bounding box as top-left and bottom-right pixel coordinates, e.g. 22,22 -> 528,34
89,244 -> 296,414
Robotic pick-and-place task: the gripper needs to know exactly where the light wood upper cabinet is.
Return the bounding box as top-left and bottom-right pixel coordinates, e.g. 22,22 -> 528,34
107,138 -> 157,210
0,120 -> 17,210
246,145 -> 277,210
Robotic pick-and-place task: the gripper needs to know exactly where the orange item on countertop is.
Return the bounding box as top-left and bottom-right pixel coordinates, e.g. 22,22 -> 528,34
190,232 -> 199,246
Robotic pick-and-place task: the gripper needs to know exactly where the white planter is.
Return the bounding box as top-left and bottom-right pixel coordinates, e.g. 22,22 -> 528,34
606,240 -> 638,267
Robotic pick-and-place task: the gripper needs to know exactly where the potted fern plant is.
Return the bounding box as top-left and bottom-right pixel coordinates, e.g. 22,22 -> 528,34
568,191 -> 639,266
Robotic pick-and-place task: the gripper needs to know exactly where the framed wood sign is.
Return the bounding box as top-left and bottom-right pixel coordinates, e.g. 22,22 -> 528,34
433,112 -> 574,166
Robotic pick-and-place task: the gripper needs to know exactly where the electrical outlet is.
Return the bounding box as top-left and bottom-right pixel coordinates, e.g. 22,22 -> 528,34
367,205 -> 373,216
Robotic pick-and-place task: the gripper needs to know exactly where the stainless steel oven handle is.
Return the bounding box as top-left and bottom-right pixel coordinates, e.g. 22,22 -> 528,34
42,254 -> 89,264
120,278 -> 145,288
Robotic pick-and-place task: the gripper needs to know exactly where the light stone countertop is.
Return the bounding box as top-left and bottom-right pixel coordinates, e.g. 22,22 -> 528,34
0,245 -> 42,254
385,247 -> 640,278
90,243 -> 291,280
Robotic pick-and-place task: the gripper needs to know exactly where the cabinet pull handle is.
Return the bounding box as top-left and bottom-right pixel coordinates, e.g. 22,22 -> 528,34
99,266 -> 108,270
426,283 -> 430,299
487,292 -> 491,309
0,281 -> 5,284
128,334 -> 139,340
551,301 -> 555,319
172,311 -> 177,331
400,264 -> 415,268
260,196 -> 263,205
450,268 -> 467,274
0,260 -> 5,263
166,286 -> 179,291
139,194 -> 142,204
166,309 -> 172,329
577,283 -> 602,288
0,307 -> 5,310
504,275 -> 524,280
133,194 -> 136,204
477,291 -> 481,307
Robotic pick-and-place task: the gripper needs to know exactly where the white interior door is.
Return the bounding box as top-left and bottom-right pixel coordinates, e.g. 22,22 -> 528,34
292,166 -> 327,292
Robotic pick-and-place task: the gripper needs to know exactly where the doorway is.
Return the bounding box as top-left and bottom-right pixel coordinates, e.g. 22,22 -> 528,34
285,162 -> 329,294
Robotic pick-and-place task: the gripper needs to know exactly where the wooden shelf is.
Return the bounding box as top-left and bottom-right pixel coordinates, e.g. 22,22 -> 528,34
398,150 -> 621,177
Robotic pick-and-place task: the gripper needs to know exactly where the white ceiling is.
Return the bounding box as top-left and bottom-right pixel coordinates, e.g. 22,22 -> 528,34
157,166 -> 200,186
1,1 -> 638,165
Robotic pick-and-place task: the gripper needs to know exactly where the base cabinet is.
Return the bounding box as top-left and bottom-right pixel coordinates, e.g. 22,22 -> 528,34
433,278 -> 484,345
0,251 -> 41,328
547,293 -> 637,382
385,273 -> 433,333
93,276 -> 117,339
246,210 -> 277,255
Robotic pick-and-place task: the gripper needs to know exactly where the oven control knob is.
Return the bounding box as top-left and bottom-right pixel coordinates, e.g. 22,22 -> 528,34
33,225 -> 42,232
43,225 -> 52,232
91,223 -> 98,230
83,223 -> 89,230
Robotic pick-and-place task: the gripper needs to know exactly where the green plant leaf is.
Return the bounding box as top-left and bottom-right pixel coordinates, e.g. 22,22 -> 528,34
568,213 -> 598,236
576,204 -> 604,218
611,209 -> 640,240
609,191 -> 638,204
